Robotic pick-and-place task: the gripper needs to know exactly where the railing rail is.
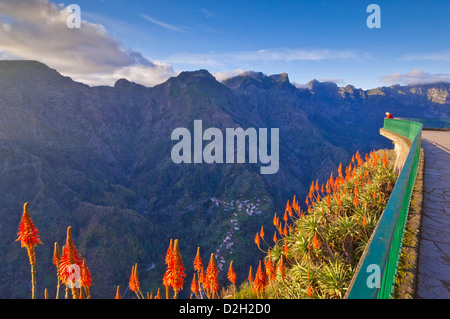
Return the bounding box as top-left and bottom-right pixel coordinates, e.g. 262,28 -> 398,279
395,117 -> 450,130
346,118 -> 422,299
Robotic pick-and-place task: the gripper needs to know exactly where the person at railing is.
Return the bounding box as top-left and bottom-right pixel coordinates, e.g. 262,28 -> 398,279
385,112 -> 394,119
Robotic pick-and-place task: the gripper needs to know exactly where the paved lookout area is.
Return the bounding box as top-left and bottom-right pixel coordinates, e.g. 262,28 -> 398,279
416,130 -> 450,299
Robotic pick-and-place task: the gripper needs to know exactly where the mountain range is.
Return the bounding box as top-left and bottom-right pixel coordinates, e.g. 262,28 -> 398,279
0,60 -> 448,298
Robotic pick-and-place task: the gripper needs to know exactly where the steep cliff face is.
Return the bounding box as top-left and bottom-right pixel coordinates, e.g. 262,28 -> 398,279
0,61 -> 448,298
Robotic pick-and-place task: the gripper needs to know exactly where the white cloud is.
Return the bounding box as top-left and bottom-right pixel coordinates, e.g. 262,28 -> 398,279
167,48 -> 358,67
201,8 -> 215,19
212,69 -> 246,82
0,0 -> 177,87
380,69 -> 450,85
400,50 -> 450,62
140,14 -> 184,32
317,78 -> 346,85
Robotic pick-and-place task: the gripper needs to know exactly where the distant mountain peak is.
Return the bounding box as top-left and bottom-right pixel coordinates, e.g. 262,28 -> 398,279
175,69 -> 216,82
306,79 -> 338,91
114,78 -> 132,87
269,73 -> 289,83
222,71 -> 294,91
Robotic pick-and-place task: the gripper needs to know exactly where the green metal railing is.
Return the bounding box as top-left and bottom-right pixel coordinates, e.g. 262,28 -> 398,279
396,117 -> 450,130
346,118 -> 422,299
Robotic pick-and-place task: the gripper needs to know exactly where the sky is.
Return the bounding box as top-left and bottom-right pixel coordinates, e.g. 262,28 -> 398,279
0,0 -> 449,89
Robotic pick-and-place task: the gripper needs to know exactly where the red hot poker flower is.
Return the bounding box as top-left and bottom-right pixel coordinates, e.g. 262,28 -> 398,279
205,253 -> 219,298
193,246 -> 203,273
191,273 -> 199,296
59,227 -> 82,288
16,202 -> 42,265
248,266 -> 253,283
313,233 -> 320,250
128,264 -> 140,297
171,239 -> 186,297
80,258 -> 92,298
227,260 -> 236,285
163,239 -> 174,295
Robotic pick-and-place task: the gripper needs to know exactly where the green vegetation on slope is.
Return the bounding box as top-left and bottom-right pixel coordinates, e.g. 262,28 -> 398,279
227,149 -> 397,299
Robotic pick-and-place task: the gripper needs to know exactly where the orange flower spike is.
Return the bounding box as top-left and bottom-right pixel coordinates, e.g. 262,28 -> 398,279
193,246 -> 203,273
373,190 -> 377,199
253,261 -> 265,298
80,258 -> 92,298
277,223 -> 283,236
227,261 -> 237,285
283,224 -> 288,237
115,286 -> 122,299
321,184 -> 324,194
248,266 -> 253,283
134,264 -> 141,289
273,212 -> 278,227
165,239 -> 174,265
306,283 -> 313,298
326,195 -> 331,207
265,258 -> 275,281
53,241 -> 62,299
171,239 -> 186,298
206,253 -> 219,298
155,288 -> 162,299
191,273 -> 199,296
313,233 -> 320,250
16,202 -> 42,265
273,231 -> 277,243
255,233 -> 261,249
163,239 -> 174,297
283,210 -> 288,223
338,163 -> 343,178
382,152 -> 387,168
283,241 -> 289,255
315,179 -> 319,193
260,225 -> 265,240
60,227 -> 82,298
53,242 -> 61,269
308,182 -> 314,200
128,265 -> 139,296
362,214 -> 367,227
353,193 -> 359,206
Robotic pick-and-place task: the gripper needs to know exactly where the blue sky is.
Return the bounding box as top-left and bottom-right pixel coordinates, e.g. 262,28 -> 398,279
0,0 -> 449,88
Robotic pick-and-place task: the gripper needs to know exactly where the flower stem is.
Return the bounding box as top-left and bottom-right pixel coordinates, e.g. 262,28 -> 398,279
31,263 -> 36,299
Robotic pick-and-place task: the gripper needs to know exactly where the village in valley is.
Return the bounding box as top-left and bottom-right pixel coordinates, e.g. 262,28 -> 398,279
208,196 -> 270,272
